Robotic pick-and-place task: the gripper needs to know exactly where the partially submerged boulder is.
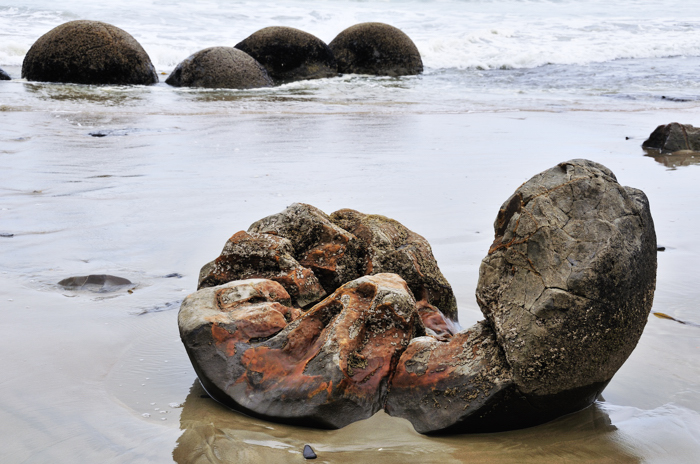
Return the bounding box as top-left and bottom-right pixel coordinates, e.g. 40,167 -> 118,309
234,27 -> 337,82
0,67 -> 10,80
329,22 -> 423,76
179,274 -> 423,429
58,274 -> 133,292
642,122 -> 700,153
22,20 -> 158,85
166,47 -> 273,89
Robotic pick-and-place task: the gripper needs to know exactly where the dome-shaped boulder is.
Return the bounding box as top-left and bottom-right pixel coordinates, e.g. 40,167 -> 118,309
0,67 -> 10,80
22,20 -> 157,85
234,26 -> 337,82
166,47 -> 273,89
329,22 -> 423,76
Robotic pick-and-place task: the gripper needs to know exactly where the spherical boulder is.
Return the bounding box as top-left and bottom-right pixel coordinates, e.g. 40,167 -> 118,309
166,47 -> 273,89
329,22 -> 423,76
0,67 -> 10,80
234,26 -> 337,82
22,20 -> 158,85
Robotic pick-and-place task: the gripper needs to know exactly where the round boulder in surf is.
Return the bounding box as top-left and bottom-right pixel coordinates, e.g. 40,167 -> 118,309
22,20 -> 158,85
235,26 -> 337,82
329,22 -> 423,76
166,47 -> 273,89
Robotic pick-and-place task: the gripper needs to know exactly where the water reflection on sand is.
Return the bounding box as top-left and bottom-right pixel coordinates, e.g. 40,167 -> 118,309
644,149 -> 700,170
173,380 -> 642,464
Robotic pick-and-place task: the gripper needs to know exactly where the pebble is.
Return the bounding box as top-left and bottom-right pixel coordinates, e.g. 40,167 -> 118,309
303,445 -> 317,460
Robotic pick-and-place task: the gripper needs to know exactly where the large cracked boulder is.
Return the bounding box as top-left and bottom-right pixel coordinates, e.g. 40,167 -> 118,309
179,274 -> 423,429
22,20 -> 158,85
385,159 -> 656,433
166,47 -> 273,89
182,165 -> 656,434
329,22 -> 423,76
234,27 -> 337,82
642,122 -> 700,153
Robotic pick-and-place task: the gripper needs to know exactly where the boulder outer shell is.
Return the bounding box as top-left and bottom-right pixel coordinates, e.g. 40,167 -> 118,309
248,203 -> 367,295
330,208 -> 459,321
165,46 -> 273,89
642,122 -> 700,153
21,20 -> 158,85
197,230 -> 326,308
329,22 -> 423,76
179,274 -> 424,429
234,26 -> 337,82
476,159 -> 657,400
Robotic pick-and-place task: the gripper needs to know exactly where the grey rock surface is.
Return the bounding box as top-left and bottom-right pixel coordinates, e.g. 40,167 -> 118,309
330,208 -> 458,321
329,22 -> 423,76
248,203 -> 366,295
166,46 -> 273,89
476,159 -> 656,398
22,20 -> 158,85
235,27 -> 337,82
642,122 -> 700,153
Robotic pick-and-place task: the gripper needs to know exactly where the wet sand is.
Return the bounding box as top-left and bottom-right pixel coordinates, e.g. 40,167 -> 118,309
2,84 -> 700,462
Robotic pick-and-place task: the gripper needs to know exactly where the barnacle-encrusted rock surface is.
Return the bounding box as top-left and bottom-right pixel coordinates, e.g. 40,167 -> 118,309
234,26 -> 337,82
642,122 -> 700,153
21,20 -> 157,85
181,162 -> 656,433
165,46 -> 273,89
329,22 -> 423,76
179,274 -> 423,428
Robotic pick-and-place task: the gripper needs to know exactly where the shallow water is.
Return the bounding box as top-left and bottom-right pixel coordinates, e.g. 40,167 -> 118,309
2,0 -> 700,462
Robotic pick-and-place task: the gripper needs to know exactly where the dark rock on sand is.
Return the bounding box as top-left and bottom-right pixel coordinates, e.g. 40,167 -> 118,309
197,230 -> 326,308
248,203 -> 366,295
642,122 -> 700,153
58,274 -> 133,292
22,20 -> 157,85
0,67 -> 10,80
179,274 -> 423,429
331,208 -> 459,322
303,445 -> 317,459
329,22 -> 423,76
166,47 -> 273,89
234,26 -> 337,82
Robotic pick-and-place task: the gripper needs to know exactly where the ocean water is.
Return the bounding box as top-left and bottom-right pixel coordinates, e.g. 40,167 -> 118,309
2,1 -> 700,463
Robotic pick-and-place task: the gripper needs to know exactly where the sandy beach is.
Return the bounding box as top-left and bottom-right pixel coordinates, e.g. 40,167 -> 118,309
2,82 -> 700,461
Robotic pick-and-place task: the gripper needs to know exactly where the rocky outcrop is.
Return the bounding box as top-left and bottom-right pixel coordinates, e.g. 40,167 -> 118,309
22,20 -> 158,85
182,162 -> 656,433
235,27 -> 337,82
179,274 -> 423,429
329,22 -> 423,76
166,47 -> 273,89
642,122 -> 700,153
0,67 -> 10,80
197,230 -> 326,308
330,209 -> 458,321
